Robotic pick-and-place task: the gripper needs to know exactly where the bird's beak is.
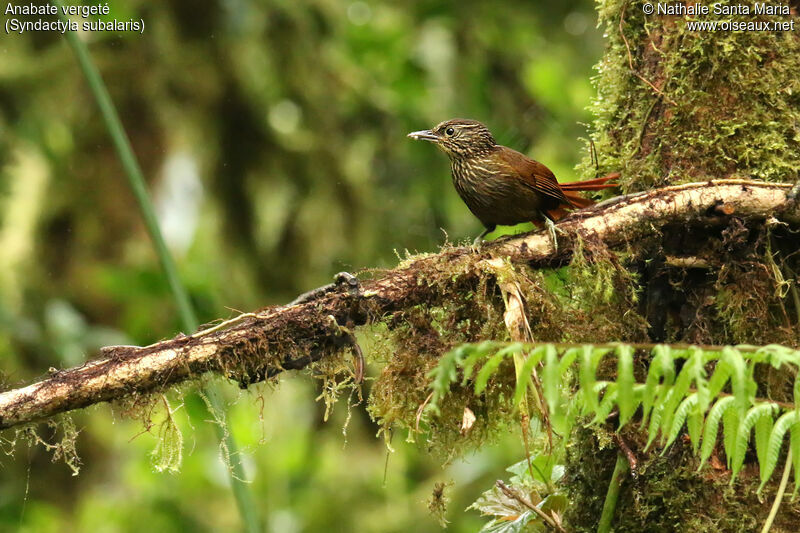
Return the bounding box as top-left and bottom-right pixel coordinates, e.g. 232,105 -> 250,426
407,129 -> 438,142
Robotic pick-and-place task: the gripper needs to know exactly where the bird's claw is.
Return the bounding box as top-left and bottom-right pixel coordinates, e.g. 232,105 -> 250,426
544,218 -> 561,253
470,227 -> 495,252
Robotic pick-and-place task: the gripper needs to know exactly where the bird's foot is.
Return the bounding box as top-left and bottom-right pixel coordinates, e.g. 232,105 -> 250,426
543,218 -> 563,253
471,235 -> 485,253
471,227 -> 494,252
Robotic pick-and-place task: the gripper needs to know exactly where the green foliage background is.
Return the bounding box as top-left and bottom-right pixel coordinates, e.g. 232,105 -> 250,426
0,1 -> 602,531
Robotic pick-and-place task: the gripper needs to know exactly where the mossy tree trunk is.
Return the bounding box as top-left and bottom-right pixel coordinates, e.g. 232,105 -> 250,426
565,2 -> 800,531
584,1 -> 800,188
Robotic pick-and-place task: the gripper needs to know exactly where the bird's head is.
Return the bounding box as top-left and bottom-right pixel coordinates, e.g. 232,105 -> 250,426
408,119 -> 496,158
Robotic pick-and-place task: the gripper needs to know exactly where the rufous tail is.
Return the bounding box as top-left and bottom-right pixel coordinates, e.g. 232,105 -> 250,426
559,172 -> 620,192
561,171 -> 619,210
534,172 -> 620,225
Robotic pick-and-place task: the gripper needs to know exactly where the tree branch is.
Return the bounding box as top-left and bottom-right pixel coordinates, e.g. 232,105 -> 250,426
1,180 -> 796,430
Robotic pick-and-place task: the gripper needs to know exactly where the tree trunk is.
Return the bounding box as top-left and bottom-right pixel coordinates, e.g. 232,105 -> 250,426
564,2 -> 800,531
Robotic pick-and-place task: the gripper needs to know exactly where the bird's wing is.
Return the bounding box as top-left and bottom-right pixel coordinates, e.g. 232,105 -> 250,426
495,146 -> 569,205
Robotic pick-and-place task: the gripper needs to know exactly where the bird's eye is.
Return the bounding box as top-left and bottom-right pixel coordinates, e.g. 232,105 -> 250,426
445,127 -> 455,136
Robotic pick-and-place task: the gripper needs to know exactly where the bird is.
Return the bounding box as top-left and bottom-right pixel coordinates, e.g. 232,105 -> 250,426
408,118 -> 618,249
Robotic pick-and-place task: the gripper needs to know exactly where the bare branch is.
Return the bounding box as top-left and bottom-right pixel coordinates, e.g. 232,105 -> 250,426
1,180 -> 796,430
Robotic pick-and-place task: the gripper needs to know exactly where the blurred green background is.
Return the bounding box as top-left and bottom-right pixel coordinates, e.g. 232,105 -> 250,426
0,1 -> 602,531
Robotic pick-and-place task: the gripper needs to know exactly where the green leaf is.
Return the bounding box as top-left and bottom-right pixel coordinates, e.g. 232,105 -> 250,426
663,393 -> 698,451
591,385 -> 618,426
461,342 -> 498,384
792,423 -> 800,497
758,410 -> 800,494
475,347 -> 514,395
542,345 -> 560,417
698,396 -> 735,470
723,347 -> 749,417
706,359 -> 731,400
646,391 -> 666,451
469,485 -> 530,521
794,372 -> 800,409
689,347 -> 710,413
755,412 -> 774,476
641,345 -> 675,426
479,512 -> 534,533
558,347 -> 580,376
513,346 -> 546,407
428,344 -> 472,414
660,348 -> 702,439
759,344 -> 800,369
731,403 -> 780,482
579,345 -> 604,416
722,403 -> 740,469
687,410 -> 703,454
507,454 -> 560,486
616,345 -> 635,427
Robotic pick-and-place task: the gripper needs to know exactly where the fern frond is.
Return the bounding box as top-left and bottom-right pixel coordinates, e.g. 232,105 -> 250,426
758,410 -> 800,494
427,344 -> 473,414
791,423 -> 800,497
722,347 -> 749,416
659,349 -> 703,443
706,359 -> 731,401
558,347 -> 580,377
689,347 -> 710,413
591,385 -> 618,426
755,413 -> 774,481
426,340 -> 800,489
461,342 -> 500,385
687,409 -> 703,454
542,345 -> 560,417
641,345 -> 675,426
794,372 -> 800,409
698,396 -> 735,470
759,344 -> 800,369
513,346 -> 546,407
645,390 -> 666,451
722,403 -> 740,469
616,345 -> 635,427
579,345 -> 607,416
731,403 -> 780,482
663,393 -> 699,451
475,346 -> 516,395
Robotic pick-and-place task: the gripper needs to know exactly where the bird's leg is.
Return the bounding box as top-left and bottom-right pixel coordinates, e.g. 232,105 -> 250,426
472,225 -> 495,251
543,217 -> 563,253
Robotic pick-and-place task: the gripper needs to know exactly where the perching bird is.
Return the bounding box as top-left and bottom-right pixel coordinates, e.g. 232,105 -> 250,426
408,118 -> 618,249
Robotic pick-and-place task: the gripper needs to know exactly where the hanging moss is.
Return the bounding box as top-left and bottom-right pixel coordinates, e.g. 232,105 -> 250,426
366,256 -> 517,457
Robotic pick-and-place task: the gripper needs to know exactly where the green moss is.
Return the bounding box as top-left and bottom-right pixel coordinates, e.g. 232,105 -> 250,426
579,0 -> 800,189
565,425 -> 800,532
555,237 -> 648,342
366,258 -> 516,457
366,242 -> 650,457
559,2 -> 800,529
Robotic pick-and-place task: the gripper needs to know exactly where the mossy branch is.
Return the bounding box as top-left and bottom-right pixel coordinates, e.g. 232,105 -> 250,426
0,179 -> 797,430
